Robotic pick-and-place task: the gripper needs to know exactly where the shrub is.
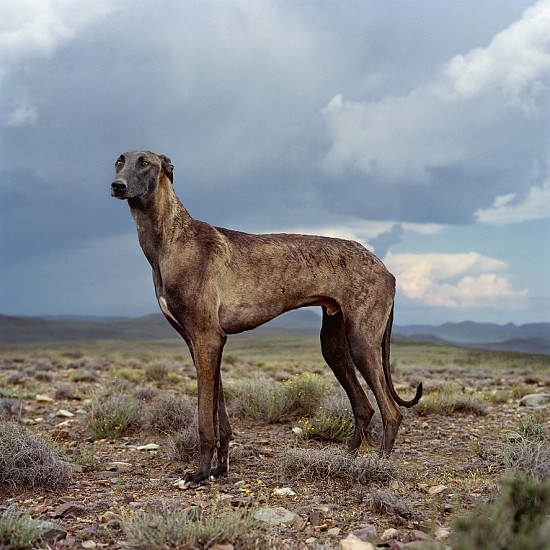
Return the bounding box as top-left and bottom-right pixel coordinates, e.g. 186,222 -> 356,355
230,373 -> 330,423
451,473 -> 550,550
121,502 -> 259,549
144,393 -> 196,434
0,506 -> 52,549
87,390 -> 142,439
415,382 -> 487,416
144,361 -> 169,382
279,447 -> 397,484
0,397 -> 23,421
0,421 -> 71,491
53,382 -> 77,400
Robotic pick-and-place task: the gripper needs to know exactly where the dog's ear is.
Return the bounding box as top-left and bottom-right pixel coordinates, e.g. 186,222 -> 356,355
160,155 -> 174,183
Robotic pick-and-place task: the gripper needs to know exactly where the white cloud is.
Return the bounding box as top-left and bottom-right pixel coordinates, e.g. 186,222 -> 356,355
5,105 -> 38,127
0,0 -> 116,68
475,180 -> 550,224
440,0 -> 550,108
320,0 -> 550,185
385,251 -> 528,309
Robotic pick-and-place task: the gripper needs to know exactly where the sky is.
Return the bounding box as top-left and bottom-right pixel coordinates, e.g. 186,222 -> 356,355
1,0 -> 549,326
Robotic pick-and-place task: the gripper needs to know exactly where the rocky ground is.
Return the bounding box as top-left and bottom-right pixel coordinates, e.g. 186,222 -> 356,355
0,338 -> 549,549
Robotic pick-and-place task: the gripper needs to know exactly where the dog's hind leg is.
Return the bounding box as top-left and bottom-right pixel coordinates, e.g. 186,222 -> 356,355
344,320 -> 402,456
320,307 -> 375,454
211,375 -> 234,479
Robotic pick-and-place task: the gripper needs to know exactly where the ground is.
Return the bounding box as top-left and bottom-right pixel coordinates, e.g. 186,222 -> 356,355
0,334 -> 548,549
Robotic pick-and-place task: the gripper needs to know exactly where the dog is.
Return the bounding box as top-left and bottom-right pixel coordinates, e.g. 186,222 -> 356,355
111,151 -> 422,488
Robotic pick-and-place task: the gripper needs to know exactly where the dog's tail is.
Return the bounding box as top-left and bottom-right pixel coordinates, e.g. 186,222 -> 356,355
382,303 -> 422,407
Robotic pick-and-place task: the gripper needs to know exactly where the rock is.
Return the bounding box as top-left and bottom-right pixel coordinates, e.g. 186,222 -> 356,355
273,487 -> 296,496
134,443 -> 160,451
427,484 -> 448,496
55,409 -> 75,418
328,527 -> 341,536
382,528 -> 399,540
33,520 -> 67,543
35,394 -> 54,403
51,502 -> 87,518
253,507 -> 299,525
209,545 -> 233,550
339,535 -> 376,550
519,393 -> 550,409
349,524 -> 377,541
81,541 -> 97,549
434,526 -> 451,541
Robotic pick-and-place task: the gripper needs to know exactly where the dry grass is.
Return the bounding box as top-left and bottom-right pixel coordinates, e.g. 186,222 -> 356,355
0,421 -> 72,491
278,446 -> 398,485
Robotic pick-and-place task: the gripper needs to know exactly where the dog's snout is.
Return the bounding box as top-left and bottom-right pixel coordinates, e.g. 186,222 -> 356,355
111,179 -> 128,195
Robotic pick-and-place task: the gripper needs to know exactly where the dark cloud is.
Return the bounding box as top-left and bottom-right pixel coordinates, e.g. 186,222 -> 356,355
0,0 -> 546,319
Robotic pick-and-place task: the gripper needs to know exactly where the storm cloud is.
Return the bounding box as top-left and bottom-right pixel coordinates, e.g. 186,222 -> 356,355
1,0 -> 548,323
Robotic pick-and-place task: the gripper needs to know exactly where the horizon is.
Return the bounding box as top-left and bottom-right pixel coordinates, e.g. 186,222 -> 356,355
1,1 -> 549,326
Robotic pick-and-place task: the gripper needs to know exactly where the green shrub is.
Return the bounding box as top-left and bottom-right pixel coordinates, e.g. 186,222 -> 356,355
0,506 -> 53,549
451,473 -> 550,550
415,382 -> 487,416
87,390 -> 142,439
121,502 -> 259,549
230,373 -> 329,423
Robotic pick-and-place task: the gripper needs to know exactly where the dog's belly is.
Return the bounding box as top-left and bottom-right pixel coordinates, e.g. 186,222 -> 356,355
219,295 -> 338,334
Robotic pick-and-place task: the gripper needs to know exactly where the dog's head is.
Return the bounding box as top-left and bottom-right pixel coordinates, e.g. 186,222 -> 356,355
111,151 -> 174,201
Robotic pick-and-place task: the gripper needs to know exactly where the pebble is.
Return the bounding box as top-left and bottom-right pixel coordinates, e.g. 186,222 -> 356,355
273,487 -> 296,496
253,507 -> 299,525
519,393 -> 550,409
35,394 -> 54,403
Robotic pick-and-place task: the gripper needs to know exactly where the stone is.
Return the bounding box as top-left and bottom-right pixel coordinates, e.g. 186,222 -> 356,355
35,394 -> 54,403
519,393 -> 550,409
273,487 -> 297,496
55,409 -> 75,418
253,507 -> 299,525
382,528 -> 399,540
33,520 -> 67,543
339,535 -> 376,550
51,502 -> 87,518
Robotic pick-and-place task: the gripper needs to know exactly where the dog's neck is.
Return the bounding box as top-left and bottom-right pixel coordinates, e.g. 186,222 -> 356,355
129,178 -> 192,267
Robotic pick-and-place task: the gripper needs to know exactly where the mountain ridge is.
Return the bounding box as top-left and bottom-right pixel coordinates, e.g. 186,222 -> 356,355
0,313 -> 548,355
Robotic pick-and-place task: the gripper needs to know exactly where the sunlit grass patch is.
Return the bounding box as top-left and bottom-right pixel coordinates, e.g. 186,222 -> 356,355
415,382 -> 487,416
121,501 -> 260,549
229,372 -> 330,423
87,388 -> 142,439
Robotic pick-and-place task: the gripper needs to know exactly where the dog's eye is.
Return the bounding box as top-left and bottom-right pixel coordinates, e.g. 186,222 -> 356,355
140,160 -> 149,168
115,160 -> 123,168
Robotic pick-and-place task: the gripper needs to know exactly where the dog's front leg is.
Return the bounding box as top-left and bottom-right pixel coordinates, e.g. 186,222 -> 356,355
182,330 -> 227,489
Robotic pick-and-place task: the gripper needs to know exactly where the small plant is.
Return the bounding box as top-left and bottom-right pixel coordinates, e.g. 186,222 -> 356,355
279,447 -> 397,484
230,373 -> 330,423
451,473 -> 550,550
144,393 -> 196,434
53,382 -> 77,400
496,417 -> 549,479
87,390 -> 142,439
415,382 -> 487,416
295,413 -> 355,442
0,421 -> 72,491
0,397 -> 23,420
0,506 -> 52,549
121,502 -> 259,549
144,361 -> 169,382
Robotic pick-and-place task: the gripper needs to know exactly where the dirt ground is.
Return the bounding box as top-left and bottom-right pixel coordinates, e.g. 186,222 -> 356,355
1,338 -> 549,549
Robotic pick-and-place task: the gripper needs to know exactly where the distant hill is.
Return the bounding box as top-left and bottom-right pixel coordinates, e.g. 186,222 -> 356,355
394,321 -> 550,355
1,313 -> 548,355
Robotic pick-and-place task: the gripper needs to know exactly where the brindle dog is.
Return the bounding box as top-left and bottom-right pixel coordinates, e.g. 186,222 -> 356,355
111,151 -> 422,488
